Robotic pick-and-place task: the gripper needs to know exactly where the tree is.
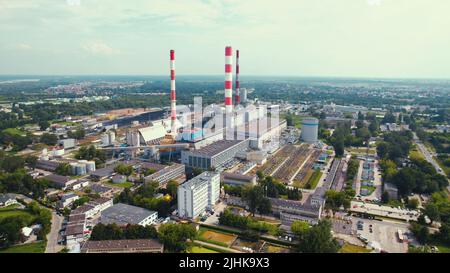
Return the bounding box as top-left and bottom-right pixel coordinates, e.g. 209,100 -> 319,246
297,220 -> 340,253
38,120 -> 50,131
55,163 -> 71,176
40,133 -> 58,145
409,222 -> 430,244
291,220 -> 310,240
166,180 -> 178,199
424,203 -> 440,224
242,185 -> 270,216
381,191 -> 390,203
114,164 -> 133,176
407,198 -> 419,209
25,155 -> 38,169
158,223 -> 196,253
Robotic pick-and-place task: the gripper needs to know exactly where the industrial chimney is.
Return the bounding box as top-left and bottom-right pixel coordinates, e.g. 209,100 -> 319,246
225,46 -> 233,114
170,50 -> 176,133
235,50 -> 240,105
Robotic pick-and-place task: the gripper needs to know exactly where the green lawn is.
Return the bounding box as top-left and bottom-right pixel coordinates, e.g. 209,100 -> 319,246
349,148 -> 376,155
189,246 -> 219,253
0,241 -> 46,253
339,243 -> 372,253
436,244 -> 450,253
0,206 -> 35,222
2,128 -> 26,136
105,181 -> 134,188
305,170 -> 322,190
409,146 -> 425,161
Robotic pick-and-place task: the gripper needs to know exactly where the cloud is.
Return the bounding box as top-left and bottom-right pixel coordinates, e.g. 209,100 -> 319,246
81,41 -> 120,55
16,43 -> 32,50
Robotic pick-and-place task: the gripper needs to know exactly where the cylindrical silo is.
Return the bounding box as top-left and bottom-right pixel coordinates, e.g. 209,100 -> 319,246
301,117 -> 319,143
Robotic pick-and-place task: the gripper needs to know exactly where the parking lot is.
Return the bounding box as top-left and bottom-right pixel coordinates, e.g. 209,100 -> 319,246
353,217 -> 410,253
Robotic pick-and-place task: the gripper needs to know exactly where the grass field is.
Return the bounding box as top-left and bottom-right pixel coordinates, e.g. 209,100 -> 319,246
189,246 -> 219,253
2,128 -> 26,136
0,241 -> 46,253
304,169 -> 322,189
339,243 -> 372,253
349,148 -> 376,155
0,206 -> 35,222
198,228 -> 238,247
409,146 -> 425,161
105,181 -> 134,188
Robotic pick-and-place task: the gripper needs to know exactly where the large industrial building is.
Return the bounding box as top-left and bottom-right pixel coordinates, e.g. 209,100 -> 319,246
100,203 -> 158,227
144,163 -> 185,186
177,172 -> 220,219
181,139 -> 249,170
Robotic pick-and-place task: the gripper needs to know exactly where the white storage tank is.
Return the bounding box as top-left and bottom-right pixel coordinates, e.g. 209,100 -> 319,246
101,133 -> 110,146
301,117 -> 319,143
85,161 -> 96,173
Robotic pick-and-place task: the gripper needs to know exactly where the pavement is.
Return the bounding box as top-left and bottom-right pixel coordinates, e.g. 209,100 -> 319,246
203,200 -> 227,225
353,217 -> 410,253
365,159 -> 382,201
45,211 -> 64,253
354,160 -> 363,195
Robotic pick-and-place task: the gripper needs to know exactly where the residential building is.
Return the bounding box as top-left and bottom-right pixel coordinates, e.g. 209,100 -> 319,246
0,193 -> 18,207
178,172 -> 220,219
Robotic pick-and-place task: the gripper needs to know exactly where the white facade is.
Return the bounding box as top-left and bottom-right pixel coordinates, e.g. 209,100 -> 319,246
177,172 -> 220,219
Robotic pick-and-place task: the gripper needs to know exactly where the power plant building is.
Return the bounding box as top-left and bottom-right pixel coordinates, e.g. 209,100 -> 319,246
181,139 -> 249,170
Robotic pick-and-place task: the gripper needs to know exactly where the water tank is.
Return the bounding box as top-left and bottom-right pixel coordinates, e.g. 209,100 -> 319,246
108,131 -> 116,144
101,133 -> 110,146
85,161 -> 96,173
301,118 -> 319,143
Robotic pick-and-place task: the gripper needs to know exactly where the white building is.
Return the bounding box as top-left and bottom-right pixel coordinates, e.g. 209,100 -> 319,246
101,203 -> 158,226
0,194 -> 18,207
178,172 -> 220,219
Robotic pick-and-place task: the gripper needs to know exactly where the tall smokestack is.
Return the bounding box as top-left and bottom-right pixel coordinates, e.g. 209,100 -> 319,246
170,50 -> 177,133
235,50 -> 240,105
225,46 -> 233,114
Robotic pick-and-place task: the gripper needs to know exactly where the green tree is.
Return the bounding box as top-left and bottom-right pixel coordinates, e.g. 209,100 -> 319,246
40,133 -> 58,145
158,223 -> 196,253
297,220 -> 340,253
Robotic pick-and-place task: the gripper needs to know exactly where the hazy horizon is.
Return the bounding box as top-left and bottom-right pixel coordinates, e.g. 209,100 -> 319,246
1,0 -> 450,78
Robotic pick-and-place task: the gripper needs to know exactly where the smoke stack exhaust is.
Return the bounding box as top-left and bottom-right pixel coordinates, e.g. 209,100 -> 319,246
225,46 -> 233,114
235,50 -> 240,105
170,50 -> 176,133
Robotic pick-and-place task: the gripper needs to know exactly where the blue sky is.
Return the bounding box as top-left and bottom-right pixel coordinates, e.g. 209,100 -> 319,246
0,0 -> 449,78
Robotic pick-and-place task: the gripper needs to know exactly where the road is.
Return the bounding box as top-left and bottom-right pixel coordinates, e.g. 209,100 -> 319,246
45,211 -> 64,253
413,132 -> 449,191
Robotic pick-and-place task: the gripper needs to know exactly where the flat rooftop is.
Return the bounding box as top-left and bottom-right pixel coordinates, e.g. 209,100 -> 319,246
190,140 -> 244,157
101,203 -> 157,226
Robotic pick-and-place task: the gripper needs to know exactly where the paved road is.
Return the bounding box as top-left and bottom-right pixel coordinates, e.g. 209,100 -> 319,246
45,211 -> 64,253
193,240 -> 243,253
413,132 -> 449,191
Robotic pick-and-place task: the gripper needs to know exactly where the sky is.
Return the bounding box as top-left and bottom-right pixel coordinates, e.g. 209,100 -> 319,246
0,0 -> 450,78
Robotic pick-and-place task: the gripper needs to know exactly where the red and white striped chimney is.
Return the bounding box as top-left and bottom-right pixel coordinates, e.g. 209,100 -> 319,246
170,50 -> 177,133
235,50 -> 240,105
225,46 -> 233,114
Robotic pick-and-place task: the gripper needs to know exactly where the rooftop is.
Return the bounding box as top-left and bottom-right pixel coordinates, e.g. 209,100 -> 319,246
101,203 -> 157,226
81,239 -> 163,253
190,140 -> 244,157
